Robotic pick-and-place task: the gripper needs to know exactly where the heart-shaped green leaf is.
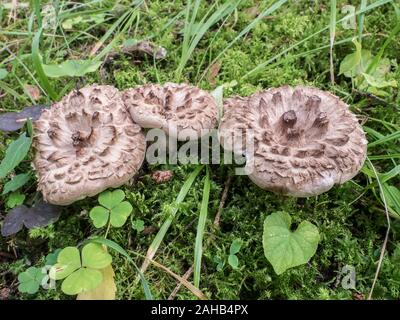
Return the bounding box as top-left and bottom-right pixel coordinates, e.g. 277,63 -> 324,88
61,268 -> 103,295
89,206 -> 110,228
263,212 -> 320,275
52,247 -> 81,280
110,201 -> 132,227
81,243 -> 112,269
99,190 -> 125,210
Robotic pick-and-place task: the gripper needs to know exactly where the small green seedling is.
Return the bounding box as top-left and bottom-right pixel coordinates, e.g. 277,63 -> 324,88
90,189 -> 133,228
228,239 -> 242,269
18,266 -> 45,294
132,219 -> 145,232
213,256 -> 225,271
50,243 -> 112,295
263,211 -> 320,275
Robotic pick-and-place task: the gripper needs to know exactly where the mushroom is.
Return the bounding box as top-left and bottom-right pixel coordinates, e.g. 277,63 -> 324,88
122,83 -> 218,140
218,85 -> 367,197
33,84 -> 146,205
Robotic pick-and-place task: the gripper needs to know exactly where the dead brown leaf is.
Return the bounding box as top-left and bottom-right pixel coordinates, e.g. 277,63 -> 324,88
151,170 -> 173,183
24,85 -> 41,101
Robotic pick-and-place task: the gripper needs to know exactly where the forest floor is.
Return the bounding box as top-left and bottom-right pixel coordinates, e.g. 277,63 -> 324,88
0,0 -> 400,300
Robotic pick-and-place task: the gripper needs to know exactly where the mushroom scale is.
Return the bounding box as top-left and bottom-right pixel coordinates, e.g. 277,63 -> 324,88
33,84 -> 146,205
122,83 -> 218,140
219,85 -> 367,197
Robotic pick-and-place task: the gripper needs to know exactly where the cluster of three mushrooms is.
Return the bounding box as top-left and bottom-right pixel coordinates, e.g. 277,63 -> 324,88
32,84 -> 367,205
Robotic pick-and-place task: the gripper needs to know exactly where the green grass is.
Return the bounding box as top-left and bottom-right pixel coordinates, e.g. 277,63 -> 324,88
1,0 -> 400,300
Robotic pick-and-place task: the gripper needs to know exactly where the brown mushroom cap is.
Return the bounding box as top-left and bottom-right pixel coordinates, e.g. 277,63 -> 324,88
33,84 -> 146,205
122,83 -> 218,140
219,85 -> 367,197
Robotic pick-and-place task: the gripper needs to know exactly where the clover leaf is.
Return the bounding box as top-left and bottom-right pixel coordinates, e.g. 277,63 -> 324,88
51,243 -> 112,295
228,239 -> 242,269
262,211 -> 320,275
132,219 -> 145,232
18,267 -> 45,294
45,249 -> 61,266
90,189 -> 133,228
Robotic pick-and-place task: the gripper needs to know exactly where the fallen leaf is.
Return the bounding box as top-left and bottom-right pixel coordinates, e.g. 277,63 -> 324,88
76,265 -> 116,300
151,170 -> 173,183
104,40 -> 167,64
0,105 -> 47,132
1,200 -> 62,237
24,85 -> 41,101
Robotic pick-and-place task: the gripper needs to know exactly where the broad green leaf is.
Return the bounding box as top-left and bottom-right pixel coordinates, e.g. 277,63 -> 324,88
263,212 -> 320,275
6,192 -> 25,208
61,268 -> 103,295
0,68 -> 8,80
339,38 -> 362,76
2,172 -> 31,195
361,73 -> 397,88
52,247 -> 81,280
81,243 -> 112,269
110,201 -> 132,227
0,133 -> 32,179
42,59 -> 102,78
99,189 -> 125,210
89,206 -> 110,228
229,239 -> 243,255
228,254 -> 239,269
18,267 -> 45,294
77,265 -> 116,300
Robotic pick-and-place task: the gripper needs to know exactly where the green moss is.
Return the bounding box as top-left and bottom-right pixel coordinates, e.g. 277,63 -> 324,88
0,0 -> 399,300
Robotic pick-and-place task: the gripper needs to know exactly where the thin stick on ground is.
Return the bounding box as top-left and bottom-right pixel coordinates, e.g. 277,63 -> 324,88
168,266 -> 194,300
214,175 -> 233,227
168,175 -> 233,300
367,158 -> 391,300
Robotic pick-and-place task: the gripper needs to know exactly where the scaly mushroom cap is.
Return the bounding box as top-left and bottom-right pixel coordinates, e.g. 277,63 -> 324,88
122,83 -> 218,140
33,84 -> 146,205
219,85 -> 367,197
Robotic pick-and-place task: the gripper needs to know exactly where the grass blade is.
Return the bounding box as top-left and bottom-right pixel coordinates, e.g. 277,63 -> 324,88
244,0 -> 394,79
199,0 -> 287,83
368,131 -> 400,148
193,166 -> 211,288
90,237 -> 153,300
139,165 -> 204,275
329,0 -> 337,84
31,28 -> 58,100
358,0 -> 367,42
